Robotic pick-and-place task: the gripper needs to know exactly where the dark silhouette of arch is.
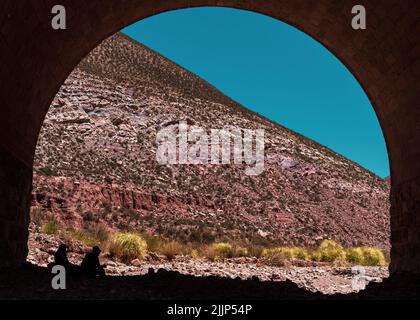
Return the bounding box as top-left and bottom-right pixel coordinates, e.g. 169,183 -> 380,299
0,1 -> 419,295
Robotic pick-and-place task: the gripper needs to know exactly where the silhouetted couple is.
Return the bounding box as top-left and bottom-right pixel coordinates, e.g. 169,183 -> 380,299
54,244 -> 106,279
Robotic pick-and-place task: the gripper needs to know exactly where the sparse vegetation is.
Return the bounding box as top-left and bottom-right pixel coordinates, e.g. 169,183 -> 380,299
264,253 -> 290,267
359,247 -> 386,266
58,221 -> 388,267
262,247 -> 309,261
188,248 -> 200,259
65,224 -> 110,248
317,240 -> 346,263
82,211 -> 94,222
140,232 -> 162,252
157,241 -> 184,261
109,232 -> 148,263
212,242 -> 234,259
345,247 -> 364,264
42,220 -> 59,235
30,206 -> 46,226
247,244 -> 264,258
235,246 -> 249,257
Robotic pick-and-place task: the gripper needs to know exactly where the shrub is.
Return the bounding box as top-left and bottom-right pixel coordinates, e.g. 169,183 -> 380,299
262,247 -> 308,260
121,208 -> 140,220
360,247 -> 386,266
276,248 -> 294,259
247,244 -> 264,258
70,230 -> 101,247
82,211 -> 94,222
202,245 -> 218,262
265,253 -> 290,267
189,248 -> 199,259
235,246 -> 249,257
42,221 -> 58,235
291,247 -> 309,261
141,232 -> 162,252
202,243 -> 235,261
310,250 -> 322,262
30,206 -> 45,226
213,242 -> 234,259
345,247 -> 364,264
101,201 -> 112,213
158,241 -> 184,261
66,224 -> 110,248
318,240 -> 346,263
84,223 -> 110,243
262,247 -> 282,257
109,232 -> 147,263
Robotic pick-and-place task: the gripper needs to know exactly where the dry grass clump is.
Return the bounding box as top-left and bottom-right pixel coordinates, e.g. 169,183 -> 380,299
317,240 -> 346,263
109,232 -> 147,263
42,220 -> 59,235
156,241 -> 184,261
201,242 -> 235,261
358,247 -> 386,266
65,223 -> 110,247
345,247 -> 364,264
61,227 -> 387,267
262,247 -> 309,261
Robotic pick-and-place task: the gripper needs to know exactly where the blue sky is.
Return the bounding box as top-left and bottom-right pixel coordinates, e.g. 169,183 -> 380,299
122,7 -> 389,178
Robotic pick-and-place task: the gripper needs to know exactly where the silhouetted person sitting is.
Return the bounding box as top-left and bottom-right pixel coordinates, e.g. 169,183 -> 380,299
81,246 -> 106,279
53,244 -> 81,275
54,244 -> 69,266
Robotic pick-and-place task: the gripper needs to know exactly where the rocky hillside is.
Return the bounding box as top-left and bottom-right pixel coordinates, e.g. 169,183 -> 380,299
33,33 -> 390,250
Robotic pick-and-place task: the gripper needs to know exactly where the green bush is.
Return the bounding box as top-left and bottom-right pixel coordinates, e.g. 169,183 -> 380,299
213,242 -> 234,259
360,247 -> 386,266
310,250 -> 322,262
42,221 -> 59,235
109,232 -> 147,263
345,247 -> 364,264
291,247 -> 309,261
318,240 -> 346,262
262,247 -> 308,261
235,246 -> 249,257
262,247 -> 288,257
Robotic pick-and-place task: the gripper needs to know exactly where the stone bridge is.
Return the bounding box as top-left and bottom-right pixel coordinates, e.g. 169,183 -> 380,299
0,0 -> 419,292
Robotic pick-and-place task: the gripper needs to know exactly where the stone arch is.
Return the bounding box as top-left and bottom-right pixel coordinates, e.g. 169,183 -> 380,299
0,1 -> 419,280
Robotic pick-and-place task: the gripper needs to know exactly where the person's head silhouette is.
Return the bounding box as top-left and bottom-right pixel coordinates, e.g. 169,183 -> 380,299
92,246 -> 101,256
58,244 -> 67,252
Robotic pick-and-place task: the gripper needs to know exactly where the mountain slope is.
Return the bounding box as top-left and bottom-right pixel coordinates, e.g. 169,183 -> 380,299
33,32 -> 390,250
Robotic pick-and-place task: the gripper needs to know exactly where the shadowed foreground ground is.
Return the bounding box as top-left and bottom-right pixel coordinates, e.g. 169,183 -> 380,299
0,264 -> 419,300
